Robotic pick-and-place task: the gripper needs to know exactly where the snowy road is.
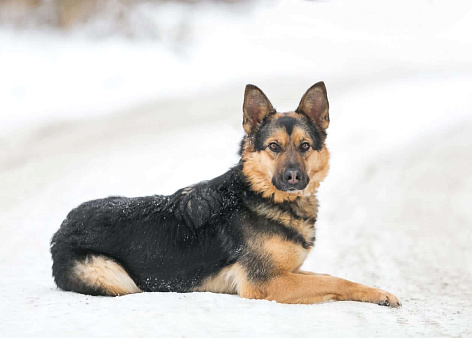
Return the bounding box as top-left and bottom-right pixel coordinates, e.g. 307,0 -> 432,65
1,74 -> 471,337
2,0 -> 472,336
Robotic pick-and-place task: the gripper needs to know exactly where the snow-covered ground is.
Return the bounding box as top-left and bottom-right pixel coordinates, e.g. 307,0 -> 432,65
1,0 -> 472,337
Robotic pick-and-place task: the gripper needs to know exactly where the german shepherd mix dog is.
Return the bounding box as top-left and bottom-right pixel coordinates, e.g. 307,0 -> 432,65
51,82 -> 401,307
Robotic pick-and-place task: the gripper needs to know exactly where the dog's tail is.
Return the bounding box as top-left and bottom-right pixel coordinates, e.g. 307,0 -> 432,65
50,229 -> 141,296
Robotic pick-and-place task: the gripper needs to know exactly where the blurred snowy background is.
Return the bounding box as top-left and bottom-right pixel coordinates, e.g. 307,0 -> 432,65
1,0 -> 471,337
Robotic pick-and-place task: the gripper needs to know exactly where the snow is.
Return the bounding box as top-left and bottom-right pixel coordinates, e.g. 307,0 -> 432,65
1,0 -> 472,336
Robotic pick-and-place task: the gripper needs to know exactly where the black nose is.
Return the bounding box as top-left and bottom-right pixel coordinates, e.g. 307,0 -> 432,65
284,170 -> 301,185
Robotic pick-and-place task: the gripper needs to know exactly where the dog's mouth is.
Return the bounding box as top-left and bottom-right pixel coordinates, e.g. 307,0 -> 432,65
281,186 -> 303,192
272,177 -> 309,193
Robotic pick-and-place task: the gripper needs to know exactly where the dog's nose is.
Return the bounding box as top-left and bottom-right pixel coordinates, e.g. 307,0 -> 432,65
284,170 -> 301,185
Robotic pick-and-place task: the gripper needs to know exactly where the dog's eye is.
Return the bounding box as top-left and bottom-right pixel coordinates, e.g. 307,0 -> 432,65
268,142 -> 281,152
300,142 -> 311,152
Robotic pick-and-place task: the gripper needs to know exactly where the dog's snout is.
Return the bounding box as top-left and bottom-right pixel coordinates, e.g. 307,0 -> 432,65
273,167 -> 308,191
284,170 -> 301,185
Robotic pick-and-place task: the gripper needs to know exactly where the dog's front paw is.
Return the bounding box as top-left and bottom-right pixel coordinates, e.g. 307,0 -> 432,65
374,289 -> 401,308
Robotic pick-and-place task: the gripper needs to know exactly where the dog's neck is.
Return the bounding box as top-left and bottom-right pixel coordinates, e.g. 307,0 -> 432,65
242,185 -> 319,222
292,193 -> 319,220
241,185 -> 318,248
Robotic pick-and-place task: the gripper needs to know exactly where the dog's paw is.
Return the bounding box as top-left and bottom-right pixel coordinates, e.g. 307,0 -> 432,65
374,289 -> 401,308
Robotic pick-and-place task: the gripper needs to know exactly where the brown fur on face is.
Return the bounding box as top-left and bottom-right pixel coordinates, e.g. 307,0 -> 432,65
241,112 -> 330,203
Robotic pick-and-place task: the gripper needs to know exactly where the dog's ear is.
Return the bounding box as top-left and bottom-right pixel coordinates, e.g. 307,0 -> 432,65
297,81 -> 329,129
243,84 -> 274,134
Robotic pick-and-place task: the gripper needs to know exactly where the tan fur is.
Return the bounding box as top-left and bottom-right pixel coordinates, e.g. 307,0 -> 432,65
231,233 -> 400,306
74,255 -> 141,296
242,152 -> 301,203
304,145 -> 330,194
291,125 -> 312,145
242,137 -> 288,200
193,263 -> 245,294
241,114 -> 330,204
249,202 -> 315,244
293,194 -> 318,218
240,273 -> 401,306
263,237 -> 307,272
265,128 -> 291,148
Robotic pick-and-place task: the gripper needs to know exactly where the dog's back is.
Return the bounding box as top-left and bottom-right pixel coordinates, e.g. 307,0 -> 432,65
51,169 -> 247,295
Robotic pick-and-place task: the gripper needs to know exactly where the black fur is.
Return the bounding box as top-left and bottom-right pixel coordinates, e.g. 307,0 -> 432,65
277,116 -> 297,135
50,161 -> 316,294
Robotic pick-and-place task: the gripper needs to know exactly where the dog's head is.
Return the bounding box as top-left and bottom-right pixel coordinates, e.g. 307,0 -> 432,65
240,82 -> 330,203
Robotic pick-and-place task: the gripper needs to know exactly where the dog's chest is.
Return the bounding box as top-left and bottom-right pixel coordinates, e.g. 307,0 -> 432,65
282,196 -> 318,246
253,216 -> 316,273
244,195 -> 319,273
262,235 -> 310,273
269,198 -> 318,271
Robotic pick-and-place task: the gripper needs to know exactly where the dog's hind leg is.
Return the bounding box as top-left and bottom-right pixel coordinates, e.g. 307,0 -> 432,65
52,251 -> 141,296
69,254 -> 141,296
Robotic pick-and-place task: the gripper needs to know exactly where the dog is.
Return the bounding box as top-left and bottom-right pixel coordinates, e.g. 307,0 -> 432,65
50,82 -> 401,307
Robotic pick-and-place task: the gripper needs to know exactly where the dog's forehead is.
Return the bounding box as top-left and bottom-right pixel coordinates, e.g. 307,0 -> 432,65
270,112 -> 311,136
252,111 -> 323,151
253,112 -> 312,148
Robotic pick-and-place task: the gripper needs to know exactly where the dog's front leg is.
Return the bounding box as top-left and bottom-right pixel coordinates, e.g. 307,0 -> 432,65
240,273 -> 401,307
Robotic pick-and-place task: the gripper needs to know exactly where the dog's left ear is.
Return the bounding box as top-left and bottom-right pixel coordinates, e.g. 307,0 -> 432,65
297,81 -> 329,129
243,84 -> 274,134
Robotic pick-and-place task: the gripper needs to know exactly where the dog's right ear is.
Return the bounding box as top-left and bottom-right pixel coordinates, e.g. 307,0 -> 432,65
243,85 -> 274,134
